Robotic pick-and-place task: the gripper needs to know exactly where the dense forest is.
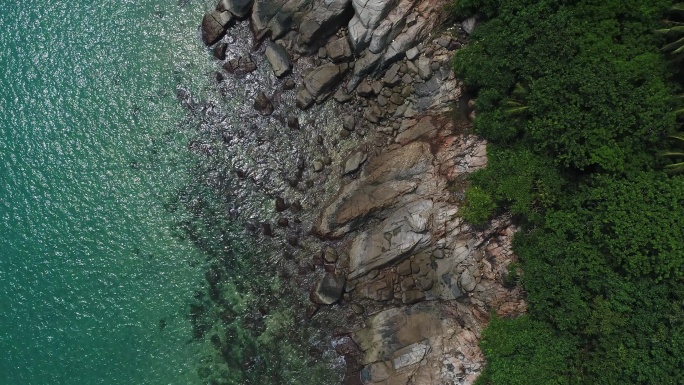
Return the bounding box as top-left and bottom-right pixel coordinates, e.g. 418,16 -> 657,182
452,0 -> 684,383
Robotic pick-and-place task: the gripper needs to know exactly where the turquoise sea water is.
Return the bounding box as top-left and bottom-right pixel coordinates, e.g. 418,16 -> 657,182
0,1 -> 220,384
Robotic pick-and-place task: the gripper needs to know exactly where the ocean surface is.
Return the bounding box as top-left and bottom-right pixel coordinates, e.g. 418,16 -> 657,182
0,1 -> 223,384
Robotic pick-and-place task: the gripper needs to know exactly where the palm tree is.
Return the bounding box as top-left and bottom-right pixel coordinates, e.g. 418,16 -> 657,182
659,132 -> 684,174
657,3 -> 684,64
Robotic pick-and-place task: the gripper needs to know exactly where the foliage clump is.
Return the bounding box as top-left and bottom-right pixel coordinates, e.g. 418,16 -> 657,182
452,0 -> 684,383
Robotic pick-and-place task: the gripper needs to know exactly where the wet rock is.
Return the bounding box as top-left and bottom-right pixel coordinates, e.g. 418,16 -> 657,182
213,42 -> 228,60
261,222 -> 273,236
275,196 -> 289,212
311,272 -> 346,305
265,43 -> 292,77
296,87 -> 315,110
216,0 -> 253,19
283,78 -> 296,90
287,115 -> 300,130
201,11 -> 232,46
253,92 -> 274,115
343,151 -> 367,174
223,56 -> 257,75
287,235 -> 299,246
326,36 -> 353,62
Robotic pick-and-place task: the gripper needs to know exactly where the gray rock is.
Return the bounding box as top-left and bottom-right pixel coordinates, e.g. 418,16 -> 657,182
298,20 -> 321,46
347,50 -> 382,90
459,269 -> 476,292
417,56 -> 431,80
348,14 -> 370,53
432,249 -> 444,259
436,36 -> 451,48
430,61 -> 440,71
357,82 -> 374,97
352,0 -> 396,30
318,47 -> 327,58
304,64 -> 343,101
377,94 -> 388,107
311,272 -> 346,305
201,11 -> 232,46
333,88 -> 352,103
265,43 -> 292,77
296,87 -> 315,110
401,73 -> 413,84
397,259 -> 412,276
342,114 -> 356,130
406,47 -> 419,60
326,36 -> 353,62
216,0 -> 254,18
343,151 -> 367,174
389,93 -> 404,105
414,76 -> 439,96
462,16 -> 478,34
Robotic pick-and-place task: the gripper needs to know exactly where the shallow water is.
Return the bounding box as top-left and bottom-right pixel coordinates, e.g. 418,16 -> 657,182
0,1 -> 222,384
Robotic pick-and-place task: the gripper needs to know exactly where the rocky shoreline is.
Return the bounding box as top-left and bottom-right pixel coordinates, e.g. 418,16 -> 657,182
192,0 -> 526,384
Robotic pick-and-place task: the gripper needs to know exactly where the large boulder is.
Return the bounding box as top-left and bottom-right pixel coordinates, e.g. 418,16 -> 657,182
315,141 -> 434,237
303,63 -> 344,102
311,273 -> 346,305
216,0 -> 254,18
201,11 -> 232,46
326,36 -> 353,62
264,43 -> 291,77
